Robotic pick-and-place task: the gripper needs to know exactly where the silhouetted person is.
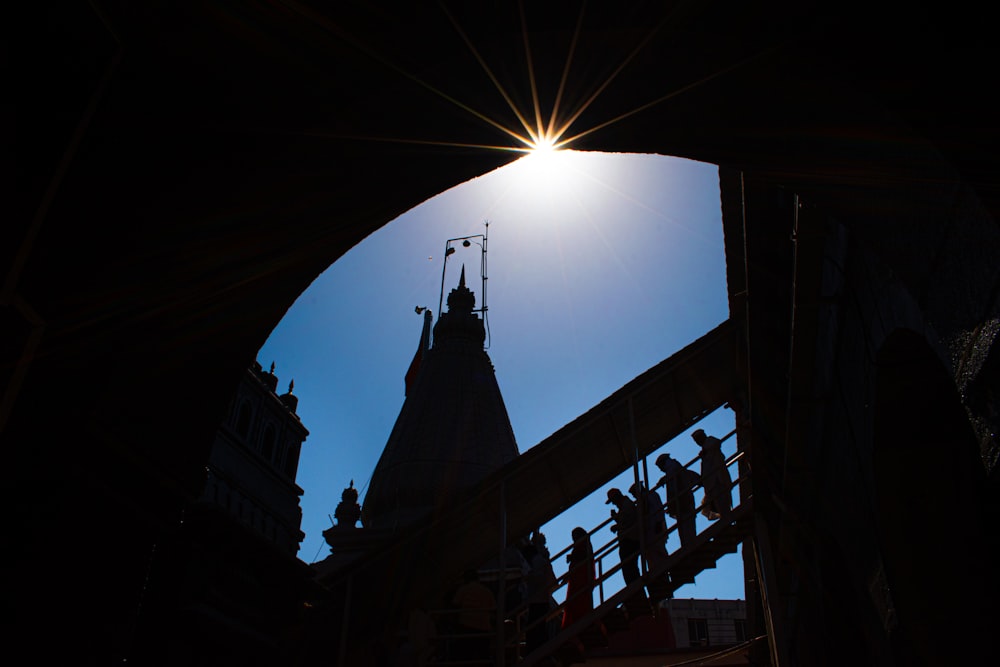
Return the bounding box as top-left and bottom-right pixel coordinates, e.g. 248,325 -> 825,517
523,530 -> 557,655
655,452 -> 701,548
629,481 -> 667,552
561,527 -> 595,631
450,569 -> 495,662
606,487 -> 644,595
629,481 -> 674,603
692,429 -> 733,520
629,481 -> 671,586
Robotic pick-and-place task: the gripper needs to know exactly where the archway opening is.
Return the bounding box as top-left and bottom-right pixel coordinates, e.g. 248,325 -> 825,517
257,150 -> 743,599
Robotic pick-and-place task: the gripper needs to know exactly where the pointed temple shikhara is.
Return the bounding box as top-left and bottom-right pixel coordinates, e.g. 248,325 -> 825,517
363,266 -> 519,531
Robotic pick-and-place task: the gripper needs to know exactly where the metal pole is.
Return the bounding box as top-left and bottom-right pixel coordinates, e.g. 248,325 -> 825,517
496,480 -> 507,667
628,398 -> 646,576
438,240 -> 451,320
481,221 -> 488,314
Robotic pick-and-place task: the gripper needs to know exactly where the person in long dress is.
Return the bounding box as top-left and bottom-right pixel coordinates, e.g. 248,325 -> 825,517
561,527 -> 594,630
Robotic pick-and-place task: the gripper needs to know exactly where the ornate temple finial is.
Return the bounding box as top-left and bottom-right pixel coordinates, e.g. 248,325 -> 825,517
445,266 -> 476,315
269,361 -> 276,374
288,379 -> 294,393
334,480 -> 362,528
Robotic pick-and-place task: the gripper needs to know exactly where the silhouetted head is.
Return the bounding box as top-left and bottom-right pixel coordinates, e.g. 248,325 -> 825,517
605,487 -> 625,505
571,527 -> 587,543
691,429 -> 707,445
654,453 -> 672,470
628,482 -> 644,497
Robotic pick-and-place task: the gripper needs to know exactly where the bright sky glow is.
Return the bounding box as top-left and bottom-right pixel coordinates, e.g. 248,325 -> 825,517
257,150 -> 744,600
505,148 -> 582,201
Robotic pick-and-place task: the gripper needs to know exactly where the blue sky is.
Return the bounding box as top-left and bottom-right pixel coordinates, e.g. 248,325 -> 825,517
257,150 -> 745,600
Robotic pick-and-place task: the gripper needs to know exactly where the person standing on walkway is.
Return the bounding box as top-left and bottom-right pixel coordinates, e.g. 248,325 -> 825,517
523,530 -> 557,655
561,527 -> 595,631
655,452 -> 701,548
629,481 -> 672,603
628,481 -> 669,567
606,487 -> 643,593
692,429 -> 733,520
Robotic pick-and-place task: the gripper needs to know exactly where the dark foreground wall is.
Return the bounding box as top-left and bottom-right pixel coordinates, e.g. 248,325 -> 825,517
733,171 -> 1000,666
7,2 -> 1000,664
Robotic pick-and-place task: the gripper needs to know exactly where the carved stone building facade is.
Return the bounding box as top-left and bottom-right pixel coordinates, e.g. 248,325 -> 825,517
202,361 -> 308,555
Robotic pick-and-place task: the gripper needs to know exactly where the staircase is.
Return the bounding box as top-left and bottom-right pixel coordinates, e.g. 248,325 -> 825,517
314,321 -> 744,665
513,484 -> 754,666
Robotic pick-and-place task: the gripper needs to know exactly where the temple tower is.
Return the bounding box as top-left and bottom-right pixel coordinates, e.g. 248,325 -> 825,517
361,266 -> 520,530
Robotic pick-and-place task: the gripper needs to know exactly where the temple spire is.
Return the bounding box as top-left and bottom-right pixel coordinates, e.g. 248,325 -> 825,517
363,263 -> 516,530
405,308 -> 433,395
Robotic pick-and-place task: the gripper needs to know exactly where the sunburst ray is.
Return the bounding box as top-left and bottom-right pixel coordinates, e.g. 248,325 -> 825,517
549,6 -> 679,144
439,1 -> 540,145
544,2 -> 587,144
518,0 -> 546,145
561,45 -> 778,147
272,129 -> 535,155
280,0 -> 533,148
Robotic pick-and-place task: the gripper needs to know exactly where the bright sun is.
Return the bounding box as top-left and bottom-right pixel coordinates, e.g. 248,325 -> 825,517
529,135 -> 559,155
507,143 -> 584,201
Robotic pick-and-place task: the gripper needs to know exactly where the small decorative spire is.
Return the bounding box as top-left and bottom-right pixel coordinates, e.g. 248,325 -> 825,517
445,266 -> 476,314
279,376 -> 298,413
334,479 -> 362,528
269,361 -> 276,375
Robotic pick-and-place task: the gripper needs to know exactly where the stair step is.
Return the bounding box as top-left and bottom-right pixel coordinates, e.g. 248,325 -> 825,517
646,585 -> 674,604
579,624 -> 608,649
552,641 -> 586,666
689,560 -> 717,570
624,597 -> 653,619
603,608 -> 629,633
514,502 -> 755,667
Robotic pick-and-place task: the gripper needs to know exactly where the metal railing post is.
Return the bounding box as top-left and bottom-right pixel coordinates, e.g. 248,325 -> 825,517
496,480 -> 506,667
628,398 -> 646,576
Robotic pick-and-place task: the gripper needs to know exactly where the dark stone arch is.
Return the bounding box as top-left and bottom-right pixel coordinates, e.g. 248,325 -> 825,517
10,4 -> 1000,663
872,329 -> 994,664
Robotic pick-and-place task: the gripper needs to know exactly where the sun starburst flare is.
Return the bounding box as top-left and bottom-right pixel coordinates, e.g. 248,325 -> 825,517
279,0 -> 767,170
